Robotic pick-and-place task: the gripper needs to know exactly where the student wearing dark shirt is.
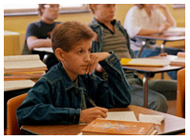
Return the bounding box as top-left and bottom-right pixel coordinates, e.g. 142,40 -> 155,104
22,4 -> 60,70
17,21 -> 131,127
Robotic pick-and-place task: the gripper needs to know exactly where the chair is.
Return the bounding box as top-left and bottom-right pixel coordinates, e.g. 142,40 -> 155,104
7,93 -> 27,135
176,68 -> 185,118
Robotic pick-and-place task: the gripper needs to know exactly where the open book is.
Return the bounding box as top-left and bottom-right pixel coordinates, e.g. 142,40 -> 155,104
4,55 -> 47,73
163,27 -> 185,36
120,58 -> 170,67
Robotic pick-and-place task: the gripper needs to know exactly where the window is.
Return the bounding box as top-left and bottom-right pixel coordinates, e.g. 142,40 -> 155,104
4,4 -> 90,16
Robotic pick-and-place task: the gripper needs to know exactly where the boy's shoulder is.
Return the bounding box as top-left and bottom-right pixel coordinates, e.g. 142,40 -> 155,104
41,64 -> 63,83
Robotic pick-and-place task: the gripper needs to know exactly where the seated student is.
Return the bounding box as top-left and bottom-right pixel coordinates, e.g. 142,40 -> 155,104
124,4 -> 184,80
22,4 -> 60,70
16,21 -> 131,127
88,4 -> 177,112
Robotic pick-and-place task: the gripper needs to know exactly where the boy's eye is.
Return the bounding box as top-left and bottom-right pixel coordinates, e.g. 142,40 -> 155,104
78,50 -> 83,54
88,48 -> 92,52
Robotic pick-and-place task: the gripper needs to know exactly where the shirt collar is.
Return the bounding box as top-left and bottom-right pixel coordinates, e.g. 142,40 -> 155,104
96,19 -> 116,34
141,8 -> 154,19
56,62 -> 87,92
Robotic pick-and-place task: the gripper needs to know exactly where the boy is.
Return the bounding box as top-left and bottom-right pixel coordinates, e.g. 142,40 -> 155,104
88,4 -> 178,112
16,21 -> 131,127
22,4 -> 61,70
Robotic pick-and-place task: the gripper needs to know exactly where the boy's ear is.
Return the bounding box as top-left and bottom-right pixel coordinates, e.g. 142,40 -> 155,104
91,4 -> 97,12
55,48 -> 65,61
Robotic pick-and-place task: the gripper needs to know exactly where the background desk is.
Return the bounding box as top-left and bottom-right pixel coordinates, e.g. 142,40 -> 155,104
20,105 -> 185,135
135,33 -> 185,57
122,55 -> 185,108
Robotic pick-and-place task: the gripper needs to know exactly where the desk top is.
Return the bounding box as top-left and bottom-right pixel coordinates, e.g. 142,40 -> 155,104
33,47 -> 53,53
135,34 -> 185,41
20,105 -> 185,135
4,30 -> 19,36
122,55 -> 184,73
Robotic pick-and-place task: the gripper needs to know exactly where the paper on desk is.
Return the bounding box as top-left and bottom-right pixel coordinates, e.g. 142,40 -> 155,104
106,111 -> 137,122
139,113 -> 165,125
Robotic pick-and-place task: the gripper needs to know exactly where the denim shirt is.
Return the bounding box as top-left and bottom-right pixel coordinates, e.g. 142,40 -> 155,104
16,52 -> 131,127
88,18 -> 136,58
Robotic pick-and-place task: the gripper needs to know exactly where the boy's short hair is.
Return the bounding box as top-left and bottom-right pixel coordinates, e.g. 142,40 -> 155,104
38,4 -> 46,16
52,20 -> 96,52
88,4 -> 95,14
134,4 -> 144,9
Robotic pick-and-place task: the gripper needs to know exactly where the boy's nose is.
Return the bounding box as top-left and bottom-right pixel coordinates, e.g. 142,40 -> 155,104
84,54 -> 91,62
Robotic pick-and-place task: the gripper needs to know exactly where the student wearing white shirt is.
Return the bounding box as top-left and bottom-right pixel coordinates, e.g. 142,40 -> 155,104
124,4 -> 184,80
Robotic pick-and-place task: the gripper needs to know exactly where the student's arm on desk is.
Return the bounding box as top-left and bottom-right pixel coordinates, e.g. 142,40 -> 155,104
27,36 -> 52,51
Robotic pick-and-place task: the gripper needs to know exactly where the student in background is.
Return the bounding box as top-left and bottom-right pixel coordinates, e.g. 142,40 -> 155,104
88,4 -> 177,113
17,21 -> 131,127
22,4 -> 60,70
124,4 -> 184,79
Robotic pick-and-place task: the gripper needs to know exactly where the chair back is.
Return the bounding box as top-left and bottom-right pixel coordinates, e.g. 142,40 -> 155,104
176,68 -> 185,118
7,93 -> 27,135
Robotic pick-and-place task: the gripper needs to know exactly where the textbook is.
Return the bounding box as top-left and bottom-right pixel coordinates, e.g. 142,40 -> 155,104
4,71 -> 45,80
4,79 -> 35,92
163,27 -> 185,36
4,55 -> 47,73
81,119 -> 155,135
120,58 -> 170,67
170,52 -> 185,67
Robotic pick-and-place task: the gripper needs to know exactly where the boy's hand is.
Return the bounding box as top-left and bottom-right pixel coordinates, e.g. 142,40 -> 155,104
95,63 -> 104,72
158,23 -> 170,33
159,52 -> 168,57
80,107 -> 108,123
87,52 -> 110,75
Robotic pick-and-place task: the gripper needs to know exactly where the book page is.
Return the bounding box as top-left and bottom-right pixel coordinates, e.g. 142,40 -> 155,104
4,80 -> 35,91
139,113 -> 165,125
4,54 -> 40,62
106,111 -> 137,122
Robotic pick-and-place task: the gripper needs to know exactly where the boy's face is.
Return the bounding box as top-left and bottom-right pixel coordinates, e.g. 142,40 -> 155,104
42,4 -> 60,21
94,4 -> 116,24
61,40 -> 92,80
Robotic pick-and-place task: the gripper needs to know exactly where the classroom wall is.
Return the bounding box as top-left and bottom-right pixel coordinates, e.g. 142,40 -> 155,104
4,4 -> 185,55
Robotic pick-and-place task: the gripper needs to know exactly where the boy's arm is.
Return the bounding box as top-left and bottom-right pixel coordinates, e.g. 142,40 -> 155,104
91,51 -> 131,108
16,79 -> 80,127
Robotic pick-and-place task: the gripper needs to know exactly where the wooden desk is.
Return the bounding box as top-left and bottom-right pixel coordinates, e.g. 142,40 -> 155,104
33,47 -> 53,53
135,32 -> 185,57
122,55 -> 185,108
20,105 -> 185,135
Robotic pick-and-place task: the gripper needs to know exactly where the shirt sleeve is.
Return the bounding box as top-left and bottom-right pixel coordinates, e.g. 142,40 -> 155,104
25,22 -> 39,39
124,7 -> 142,38
91,51 -> 131,108
16,78 -> 80,127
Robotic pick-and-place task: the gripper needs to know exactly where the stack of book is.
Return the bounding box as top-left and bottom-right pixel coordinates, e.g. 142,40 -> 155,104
81,119 -> 156,135
4,54 -> 47,81
170,52 -> 185,67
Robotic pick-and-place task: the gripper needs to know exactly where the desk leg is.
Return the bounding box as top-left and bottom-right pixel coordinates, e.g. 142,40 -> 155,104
143,73 -> 151,108
137,40 -> 146,58
160,41 -> 167,79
